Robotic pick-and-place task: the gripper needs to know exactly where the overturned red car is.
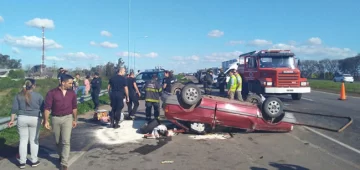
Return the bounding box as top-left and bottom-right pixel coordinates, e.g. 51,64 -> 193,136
163,83 -> 295,134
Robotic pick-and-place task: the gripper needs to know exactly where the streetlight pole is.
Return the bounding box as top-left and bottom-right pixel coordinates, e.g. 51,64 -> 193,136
133,36 -> 148,71
128,0 -> 131,72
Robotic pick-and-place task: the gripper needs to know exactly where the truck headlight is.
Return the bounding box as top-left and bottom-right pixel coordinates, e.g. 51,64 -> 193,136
301,82 -> 309,86
263,82 -> 272,86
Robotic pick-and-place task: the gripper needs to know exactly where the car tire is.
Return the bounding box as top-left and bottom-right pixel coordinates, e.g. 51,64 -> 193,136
245,94 -> 262,105
171,82 -> 184,95
181,83 -> 202,106
262,97 -> 284,118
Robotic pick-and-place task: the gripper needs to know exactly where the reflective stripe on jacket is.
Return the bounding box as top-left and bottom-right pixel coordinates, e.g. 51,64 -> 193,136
145,79 -> 162,103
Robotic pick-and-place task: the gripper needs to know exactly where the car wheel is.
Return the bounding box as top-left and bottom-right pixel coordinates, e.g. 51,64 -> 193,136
262,97 -> 284,118
171,82 -> 184,95
181,84 -> 202,105
245,94 -> 262,105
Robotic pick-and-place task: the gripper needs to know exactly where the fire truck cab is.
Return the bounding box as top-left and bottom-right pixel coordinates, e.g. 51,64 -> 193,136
237,49 -> 311,100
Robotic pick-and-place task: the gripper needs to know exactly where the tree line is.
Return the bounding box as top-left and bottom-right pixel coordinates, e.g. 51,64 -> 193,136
300,54 -> 360,80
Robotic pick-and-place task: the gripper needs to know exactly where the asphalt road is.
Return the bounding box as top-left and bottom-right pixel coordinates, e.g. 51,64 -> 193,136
188,75 -> 360,167
0,76 -> 359,170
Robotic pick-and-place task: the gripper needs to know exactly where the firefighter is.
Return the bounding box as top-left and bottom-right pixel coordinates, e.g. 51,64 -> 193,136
234,71 -> 244,101
203,69 -> 213,95
144,74 -> 162,121
217,68 -> 226,96
227,70 -> 237,100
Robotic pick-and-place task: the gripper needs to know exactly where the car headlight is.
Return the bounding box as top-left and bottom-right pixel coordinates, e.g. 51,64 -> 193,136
301,82 -> 309,86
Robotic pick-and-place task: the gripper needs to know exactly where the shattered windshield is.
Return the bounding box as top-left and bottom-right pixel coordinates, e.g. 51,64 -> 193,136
259,56 -> 295,69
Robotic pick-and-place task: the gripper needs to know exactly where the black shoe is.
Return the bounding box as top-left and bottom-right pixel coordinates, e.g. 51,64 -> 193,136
19,163 -> 26,169
32,161 -> 40,167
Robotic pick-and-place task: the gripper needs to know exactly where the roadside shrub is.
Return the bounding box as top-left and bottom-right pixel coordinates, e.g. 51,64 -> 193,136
8,70 -> 25,79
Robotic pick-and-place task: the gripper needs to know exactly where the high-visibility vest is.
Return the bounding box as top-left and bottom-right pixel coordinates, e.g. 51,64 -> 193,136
235,74 -> 242,91
228,75 -> 237,92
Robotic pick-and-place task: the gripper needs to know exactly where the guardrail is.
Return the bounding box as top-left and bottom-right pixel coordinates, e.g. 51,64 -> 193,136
0,89 -> 108,132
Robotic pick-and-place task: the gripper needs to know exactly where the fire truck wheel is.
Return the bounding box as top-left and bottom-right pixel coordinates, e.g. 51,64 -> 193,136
181,84 -> 202,105
262,97 -> 284,118
245,94 -> 262,105
171,83 -> 185,95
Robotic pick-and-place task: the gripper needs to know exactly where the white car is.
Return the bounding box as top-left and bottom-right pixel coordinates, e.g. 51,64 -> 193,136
333,74 -> 354,83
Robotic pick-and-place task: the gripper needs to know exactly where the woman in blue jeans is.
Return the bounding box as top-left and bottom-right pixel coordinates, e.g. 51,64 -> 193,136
8,78 -> 44,169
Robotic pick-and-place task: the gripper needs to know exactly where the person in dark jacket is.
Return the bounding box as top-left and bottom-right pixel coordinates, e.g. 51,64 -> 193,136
203,70 -> 213,95
126,71 -> 140,120
144,74 -> 162,121
217,68 -> 226,96
90,72 -> 102,111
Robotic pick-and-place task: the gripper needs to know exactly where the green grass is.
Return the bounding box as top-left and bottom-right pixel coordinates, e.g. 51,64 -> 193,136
308,79 -> 360,94
0,94 -> 110,149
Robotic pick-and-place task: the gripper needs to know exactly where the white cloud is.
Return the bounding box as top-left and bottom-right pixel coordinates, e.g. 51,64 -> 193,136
307,37 -> 322,45
247,39 -> 273,46
172,55 -> 200,62
100,41 -> 118,48
204,51 -> 243,62
272,38 -> 356,59
45,56 -> 64,61
11,47 -> 20,54
227,40 -> 245,45
0,16 -> 4,23
116,51 -> 158,58
145,52 -> 158,58
90,41 -> 97,46
208,29 -> 224,37
64,52 -> 100,60
25,18 -> 55,29
3,34 -> 62,50
101,31 -> 112,37
116,51 -> 141,58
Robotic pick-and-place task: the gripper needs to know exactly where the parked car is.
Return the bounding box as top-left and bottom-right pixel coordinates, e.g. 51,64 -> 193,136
333,74 -> 354,83
162,84 -> 294,134
135,69 -> 180,99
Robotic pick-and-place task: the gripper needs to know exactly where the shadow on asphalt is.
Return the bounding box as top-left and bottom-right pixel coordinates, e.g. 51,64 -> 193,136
0,138 -> 60,168
250,162 -> 310,170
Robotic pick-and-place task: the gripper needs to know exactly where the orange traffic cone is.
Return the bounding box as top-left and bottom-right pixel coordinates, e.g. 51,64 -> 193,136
338,82 -> 346,100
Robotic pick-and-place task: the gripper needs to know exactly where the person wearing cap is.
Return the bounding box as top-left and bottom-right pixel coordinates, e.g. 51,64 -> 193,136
203,69 -> 214,95
227,70 -> 237,100
57,68 -> 66,84
43,74 -> 78,170
90,72 -> 102,111
144,74 -> 162,121
217,68 -> 226,96
8,78 -> 43,168
161,70 -> 173,102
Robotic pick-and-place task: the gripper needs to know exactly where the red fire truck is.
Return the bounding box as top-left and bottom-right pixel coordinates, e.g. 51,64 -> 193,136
237,49 -> 311,100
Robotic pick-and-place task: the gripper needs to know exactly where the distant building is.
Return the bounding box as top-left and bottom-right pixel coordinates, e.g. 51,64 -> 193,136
221,59 -> 239,71
0,69 -> 13,78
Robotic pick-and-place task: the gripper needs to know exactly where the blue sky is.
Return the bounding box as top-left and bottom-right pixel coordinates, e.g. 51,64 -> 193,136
0,0 -> 359,73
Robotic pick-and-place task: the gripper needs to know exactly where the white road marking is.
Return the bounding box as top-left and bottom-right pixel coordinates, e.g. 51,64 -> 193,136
287,132 -> 360,170
303,126 -> 360,155
312,90 -> 360,99
302,97 -> 314,101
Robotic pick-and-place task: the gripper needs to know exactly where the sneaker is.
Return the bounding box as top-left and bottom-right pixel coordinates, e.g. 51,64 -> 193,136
31,161 -> 40,167
19,163 -> 26,169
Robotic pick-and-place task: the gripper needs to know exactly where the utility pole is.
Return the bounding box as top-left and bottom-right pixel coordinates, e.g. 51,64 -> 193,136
128,0 -> 131,71
41,27 -> 45,75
